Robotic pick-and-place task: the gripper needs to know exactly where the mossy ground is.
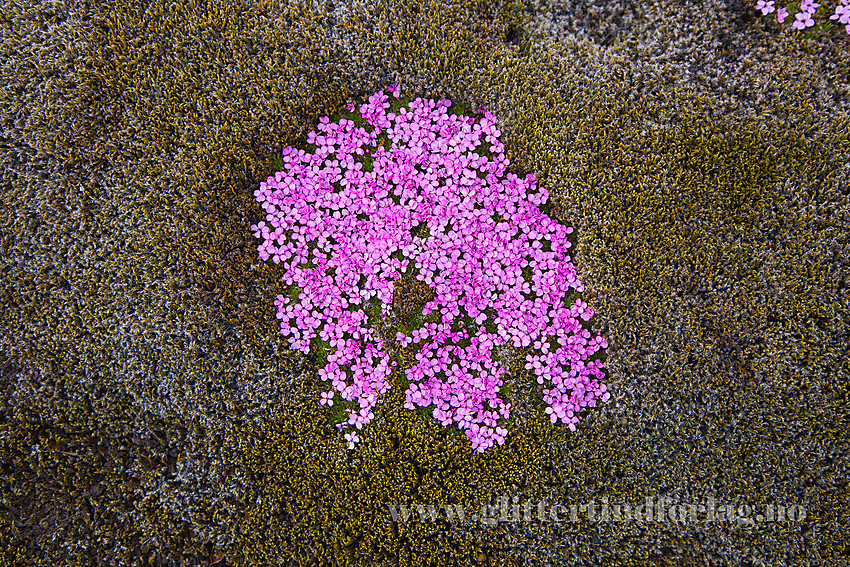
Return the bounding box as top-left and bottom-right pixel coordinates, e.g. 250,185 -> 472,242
1,0 -> 849,566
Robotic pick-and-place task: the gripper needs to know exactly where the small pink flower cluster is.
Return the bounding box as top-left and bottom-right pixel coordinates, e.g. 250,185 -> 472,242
251,88 -> 610,451
755,0 -> 850,34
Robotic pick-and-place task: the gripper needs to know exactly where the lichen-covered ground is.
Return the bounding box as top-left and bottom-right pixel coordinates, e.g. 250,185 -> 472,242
1,0 -> 848,565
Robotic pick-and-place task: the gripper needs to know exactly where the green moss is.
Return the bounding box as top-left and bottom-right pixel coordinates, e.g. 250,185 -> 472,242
264,154 -> 286,173
659,115 -> 785,228
237,382 -> 550,567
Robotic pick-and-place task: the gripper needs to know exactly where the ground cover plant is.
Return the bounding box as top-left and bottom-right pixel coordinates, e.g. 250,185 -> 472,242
755,0 -> 850,37
252,86 -> 609,452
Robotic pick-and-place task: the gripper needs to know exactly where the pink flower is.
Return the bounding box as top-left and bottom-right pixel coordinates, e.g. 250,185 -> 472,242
800,0 -> 819,12
831,2 -> 850,24
344,431 -> 360,449
755,0 -> 775,14
792,9 -> 815,28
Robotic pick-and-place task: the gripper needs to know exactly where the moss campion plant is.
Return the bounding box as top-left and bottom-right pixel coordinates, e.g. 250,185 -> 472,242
251,86 -> 609,452
755,0 -> 850,37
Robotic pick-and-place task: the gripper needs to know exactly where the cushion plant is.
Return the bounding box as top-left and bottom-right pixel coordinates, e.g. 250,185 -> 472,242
251,86 -> 610,452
